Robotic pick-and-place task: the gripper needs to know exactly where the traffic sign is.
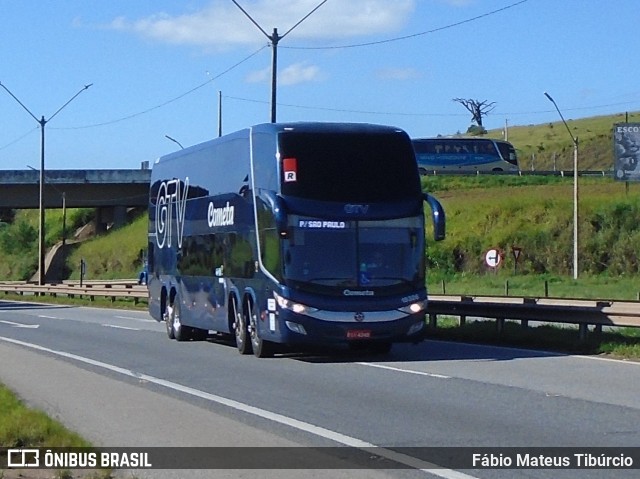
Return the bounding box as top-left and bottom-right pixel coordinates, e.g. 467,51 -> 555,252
485,248 -> 501,268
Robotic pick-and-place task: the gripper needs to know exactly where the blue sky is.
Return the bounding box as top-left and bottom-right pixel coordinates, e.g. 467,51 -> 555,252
1,0 -> 639,170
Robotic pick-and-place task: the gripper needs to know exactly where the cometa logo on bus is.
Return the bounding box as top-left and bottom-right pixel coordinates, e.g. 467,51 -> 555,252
343,289 -> 375,296
208,201 -> 235,227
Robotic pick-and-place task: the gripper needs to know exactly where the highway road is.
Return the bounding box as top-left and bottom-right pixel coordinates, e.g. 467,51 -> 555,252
1,299 -> 639,479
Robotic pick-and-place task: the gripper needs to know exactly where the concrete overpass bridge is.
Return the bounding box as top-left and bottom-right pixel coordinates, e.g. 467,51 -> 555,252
0,168 -> 151,229
0,168 -> 152,282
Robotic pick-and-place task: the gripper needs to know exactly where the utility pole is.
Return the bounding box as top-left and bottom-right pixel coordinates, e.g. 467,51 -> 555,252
218,90 -> 223,137
231,0 -> 327,123
1,81 -> 91,284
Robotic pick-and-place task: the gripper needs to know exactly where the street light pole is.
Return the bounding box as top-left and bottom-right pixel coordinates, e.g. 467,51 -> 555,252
1,81 -> 92,284
231,0 -> 327,123
544,92 -> 579,280
165,135 -> 185,150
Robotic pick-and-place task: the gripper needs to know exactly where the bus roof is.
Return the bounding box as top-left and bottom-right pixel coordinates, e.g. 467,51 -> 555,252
155,122 -> 408,166
412,136 -> 511,145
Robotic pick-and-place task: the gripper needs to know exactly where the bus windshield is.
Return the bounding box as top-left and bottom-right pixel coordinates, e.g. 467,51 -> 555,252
278,131 -> 420,202
282,216 -> 425,295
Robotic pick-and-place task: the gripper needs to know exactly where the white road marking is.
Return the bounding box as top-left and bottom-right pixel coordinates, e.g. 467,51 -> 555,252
0,320 -> 39,329
357,362 -> 451,379
101,324 -> 140,331
0,335 -> 478,479
115,315 -> 156,323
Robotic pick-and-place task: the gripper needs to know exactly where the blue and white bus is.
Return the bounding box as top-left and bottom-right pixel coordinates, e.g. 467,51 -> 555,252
412,137 -> 519,174
147,122 -> 445,357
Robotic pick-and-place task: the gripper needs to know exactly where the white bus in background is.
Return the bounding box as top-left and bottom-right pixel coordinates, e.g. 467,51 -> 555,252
412,137 -> 520,174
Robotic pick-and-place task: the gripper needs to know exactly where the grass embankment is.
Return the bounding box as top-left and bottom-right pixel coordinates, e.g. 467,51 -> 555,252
0,385 -> 89,449
0,383 -> 115,479
483,110 -> 640,171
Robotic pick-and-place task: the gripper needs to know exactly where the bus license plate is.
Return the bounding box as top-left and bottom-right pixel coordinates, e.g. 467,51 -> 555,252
347,330 -> 371,339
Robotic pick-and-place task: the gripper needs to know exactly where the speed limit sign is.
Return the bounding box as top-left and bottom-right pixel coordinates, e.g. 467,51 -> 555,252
485,248 -> 501,268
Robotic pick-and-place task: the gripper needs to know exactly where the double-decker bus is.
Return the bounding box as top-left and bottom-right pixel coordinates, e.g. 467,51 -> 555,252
147,122 -> 445,357
412,137 -> 519,174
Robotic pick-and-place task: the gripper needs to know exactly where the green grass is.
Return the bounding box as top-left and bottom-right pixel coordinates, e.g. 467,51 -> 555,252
66,215 -> 147,281
426,318 -> 640,359
483,110 -> 640,171
0,384 -> 90,449
428,273 -> 640,300
0,385 -> 120,479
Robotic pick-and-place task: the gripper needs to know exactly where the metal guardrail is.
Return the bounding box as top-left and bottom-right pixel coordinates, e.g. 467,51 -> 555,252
1,283 -> 639,340
420,170 -> 613,177
0,281 -> 148,304
428,294 -> 640,340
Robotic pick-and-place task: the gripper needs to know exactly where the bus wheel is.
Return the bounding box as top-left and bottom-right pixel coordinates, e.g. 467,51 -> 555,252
168,296 -> 189,342
234,299 -> 252,355
164,302 -> 175,340
248,301 -> 274,358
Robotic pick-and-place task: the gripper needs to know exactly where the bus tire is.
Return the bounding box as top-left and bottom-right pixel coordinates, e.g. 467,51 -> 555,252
169,295 -> 189,342
234,298 -> 252,355
164,297 -> 175,340
248,299 -> 274,358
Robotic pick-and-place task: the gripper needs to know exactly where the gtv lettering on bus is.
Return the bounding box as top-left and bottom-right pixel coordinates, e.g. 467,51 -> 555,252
155,178 -> 189,249
208,201 -> 235,227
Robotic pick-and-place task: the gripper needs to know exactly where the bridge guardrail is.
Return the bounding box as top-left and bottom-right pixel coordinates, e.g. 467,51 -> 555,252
428,294 -> 640,340
0,281 -> 148,304
1,283 -> 639,340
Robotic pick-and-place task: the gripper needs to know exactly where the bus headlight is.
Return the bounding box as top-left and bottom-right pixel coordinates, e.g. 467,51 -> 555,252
398,299 -> 428,315
274,292 -> 317,315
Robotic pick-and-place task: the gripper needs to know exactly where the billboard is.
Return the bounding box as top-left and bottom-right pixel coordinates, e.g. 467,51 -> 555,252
614,123 -> 640,181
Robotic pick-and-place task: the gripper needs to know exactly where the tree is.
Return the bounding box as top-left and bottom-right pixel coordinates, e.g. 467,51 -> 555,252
452,98 -> 496,128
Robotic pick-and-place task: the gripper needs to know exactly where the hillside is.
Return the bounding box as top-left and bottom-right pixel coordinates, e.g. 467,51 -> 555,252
483,111 -> 640,171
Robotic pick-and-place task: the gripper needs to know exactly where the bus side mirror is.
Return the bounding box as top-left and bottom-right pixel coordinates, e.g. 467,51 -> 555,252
260,190 -> 289,238
273,195 -> 288,238
423,193 -> 445,241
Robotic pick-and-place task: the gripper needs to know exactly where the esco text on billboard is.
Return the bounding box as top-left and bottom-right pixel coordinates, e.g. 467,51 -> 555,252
614,123 -> 640,181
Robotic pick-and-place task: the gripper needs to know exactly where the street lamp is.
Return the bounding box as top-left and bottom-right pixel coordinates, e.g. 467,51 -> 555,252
544,91 -> 579,279
164,135 -> 185,150
0,81 -> 91,284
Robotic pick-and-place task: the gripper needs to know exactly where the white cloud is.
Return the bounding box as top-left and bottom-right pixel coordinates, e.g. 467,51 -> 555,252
280,62 -> 322,85
108,0 -> 416,49
376,67 -> 421,81
245,66 -> 270,84
246,62 -> 322,86
438,0 -> 475,6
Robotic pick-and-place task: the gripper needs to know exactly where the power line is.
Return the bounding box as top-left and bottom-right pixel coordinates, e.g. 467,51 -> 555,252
53,45 -> 268,130
3,0 -> 530,140
47,0 -> 531,131
225,94 -> 640,119
224,95 -> 467,117
0,127 -> 38,152
284,0 -> 530,50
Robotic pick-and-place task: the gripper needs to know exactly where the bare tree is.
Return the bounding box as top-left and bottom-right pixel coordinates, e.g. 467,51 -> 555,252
452,98 -> 496,128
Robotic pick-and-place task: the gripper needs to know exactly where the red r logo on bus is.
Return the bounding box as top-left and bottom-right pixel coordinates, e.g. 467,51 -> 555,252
283,157 -> 297,182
